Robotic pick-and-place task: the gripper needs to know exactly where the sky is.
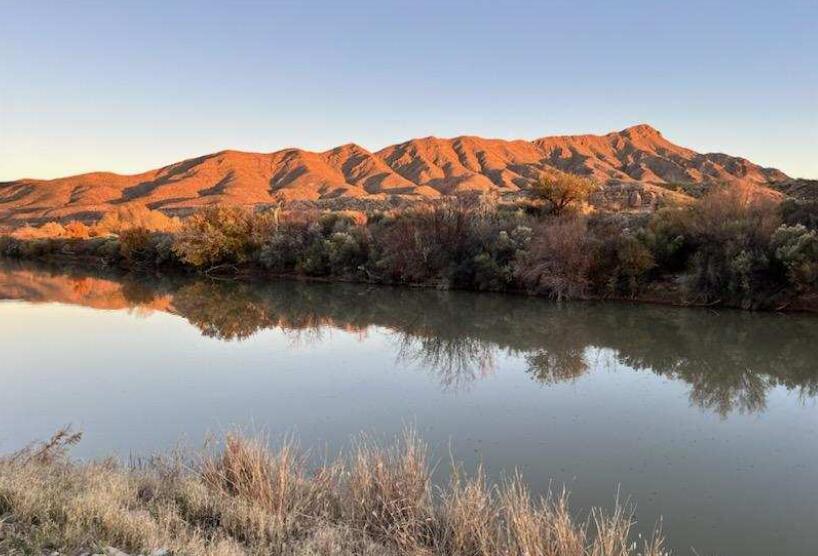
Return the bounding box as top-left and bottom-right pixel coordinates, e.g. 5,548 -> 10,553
1,0 -> 816,181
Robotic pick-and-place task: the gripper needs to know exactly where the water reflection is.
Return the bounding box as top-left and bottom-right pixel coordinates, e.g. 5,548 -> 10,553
1,260 -> 816,416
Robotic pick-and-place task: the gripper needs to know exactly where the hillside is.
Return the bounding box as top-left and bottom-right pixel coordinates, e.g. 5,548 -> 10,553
0,124 -> 795,225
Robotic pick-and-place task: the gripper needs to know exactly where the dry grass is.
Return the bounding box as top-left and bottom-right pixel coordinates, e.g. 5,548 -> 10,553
0,428 -> 669,556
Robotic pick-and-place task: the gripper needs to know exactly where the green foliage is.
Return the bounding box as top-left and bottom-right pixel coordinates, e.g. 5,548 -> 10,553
326,231 -> 366,274
682,187 -> 784,307
774,224 -> 818,291
780,198 -> 818,230
613,235 -> 656,296
642,208 -> 692,272
259,229 -> 308,273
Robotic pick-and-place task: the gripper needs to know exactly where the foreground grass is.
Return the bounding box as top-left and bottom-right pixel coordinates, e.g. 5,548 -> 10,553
0,429 -> 668,556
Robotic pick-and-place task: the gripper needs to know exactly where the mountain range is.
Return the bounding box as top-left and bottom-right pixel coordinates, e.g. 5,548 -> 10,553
0,124 -> 801,225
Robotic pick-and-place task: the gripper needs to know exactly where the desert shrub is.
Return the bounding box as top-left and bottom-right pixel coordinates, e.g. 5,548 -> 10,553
259,228 -> 310,273
94,205 -> 181,234
370,202 -> 473,284
9,225 -> 39,239
773,224 -> 818,292
317,211 -> 362,234
326,231 -> 367,276
13,222 -> 67,239
612,234 -> 656,296
515,217 -> 597,300
63,221 -> 91,239
91,236 -> 124,264
0,236 -> 22,257
530,173 -> 599,216
172,206 -> 261,269
683,186 -> 783,307
643,207 -> 694,272
469,226 -> 531,291
118,227 -> 175,268
258,210 -> 370,277
152,233 -> 179,266
780,198 -> 818,230
41,222 -> 67,237
299,232 -> 332,276
369,199 -> 524,288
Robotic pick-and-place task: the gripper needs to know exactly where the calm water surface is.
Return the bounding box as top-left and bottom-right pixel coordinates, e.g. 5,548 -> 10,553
1,263 -> 817,555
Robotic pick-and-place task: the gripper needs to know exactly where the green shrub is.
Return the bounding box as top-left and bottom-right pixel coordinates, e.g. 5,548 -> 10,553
0,236 -> 21,257
643,207 -> 693,272
683,188 -> 783,307
259,230 -> 306,273
774,224 -> 818,292
613,235 -> 656,296
780,199 -> 818,230
299,234 -> 331,276
326,231 -> 367,276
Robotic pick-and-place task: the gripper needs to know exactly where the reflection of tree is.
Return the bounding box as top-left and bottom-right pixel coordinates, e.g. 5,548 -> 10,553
4,259 -> 818,416
120,280 -> 158,306
396,334 -> 496,391
525,348 -> 588,384
171,282 -> 272,340
685,367 -> 771,416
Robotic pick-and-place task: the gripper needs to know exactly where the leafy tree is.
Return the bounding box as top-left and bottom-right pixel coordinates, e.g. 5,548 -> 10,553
531,173 -> 599,215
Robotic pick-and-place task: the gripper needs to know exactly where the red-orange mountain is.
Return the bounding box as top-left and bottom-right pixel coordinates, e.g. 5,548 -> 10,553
0,124 -> 793,224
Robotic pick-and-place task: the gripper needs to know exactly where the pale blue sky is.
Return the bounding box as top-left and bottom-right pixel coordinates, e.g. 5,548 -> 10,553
1,0 -> 816,181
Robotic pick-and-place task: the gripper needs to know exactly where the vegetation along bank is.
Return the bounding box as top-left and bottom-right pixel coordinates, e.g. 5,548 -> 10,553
1,175 -> 817,311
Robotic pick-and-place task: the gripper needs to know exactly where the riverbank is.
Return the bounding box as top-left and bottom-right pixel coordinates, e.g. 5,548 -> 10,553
1,189 -> 816,311
0,428 -> 668,556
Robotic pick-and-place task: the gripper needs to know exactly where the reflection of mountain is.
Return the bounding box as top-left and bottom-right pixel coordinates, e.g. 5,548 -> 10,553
2,261 -> 816,416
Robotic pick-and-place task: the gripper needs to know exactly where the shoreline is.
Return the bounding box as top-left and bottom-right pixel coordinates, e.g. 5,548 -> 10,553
3,252 -> 816,314
2,192 -> 817,315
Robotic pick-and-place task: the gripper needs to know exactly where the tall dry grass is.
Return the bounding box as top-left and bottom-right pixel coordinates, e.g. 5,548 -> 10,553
0,428 -> 669,556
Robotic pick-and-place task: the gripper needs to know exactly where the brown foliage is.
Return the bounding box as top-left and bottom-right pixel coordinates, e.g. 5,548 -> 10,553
172,206 -> 265,268
64,221 -> 91,239
516,217 -> 597,300
94,205 -> 181,235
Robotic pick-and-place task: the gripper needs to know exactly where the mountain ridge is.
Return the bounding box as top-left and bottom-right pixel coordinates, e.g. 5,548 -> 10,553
0,124 -> 795,224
